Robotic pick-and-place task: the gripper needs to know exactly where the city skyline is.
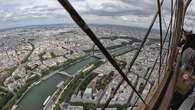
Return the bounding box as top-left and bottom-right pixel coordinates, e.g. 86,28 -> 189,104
0,0 -> 195,30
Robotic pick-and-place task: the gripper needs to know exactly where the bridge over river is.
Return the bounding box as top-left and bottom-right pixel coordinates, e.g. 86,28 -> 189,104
58,71 -> 73,78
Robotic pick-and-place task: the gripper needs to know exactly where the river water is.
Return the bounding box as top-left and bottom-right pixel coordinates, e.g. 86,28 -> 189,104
16,56 -> 98,110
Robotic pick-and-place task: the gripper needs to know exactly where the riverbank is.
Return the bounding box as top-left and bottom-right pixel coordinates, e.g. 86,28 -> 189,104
2,55 -> 87,110
14,56 -> 99,110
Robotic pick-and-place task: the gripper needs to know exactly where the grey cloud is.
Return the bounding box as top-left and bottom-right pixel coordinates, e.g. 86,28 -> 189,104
0,0 -> 195,28
79,0 -> 157,17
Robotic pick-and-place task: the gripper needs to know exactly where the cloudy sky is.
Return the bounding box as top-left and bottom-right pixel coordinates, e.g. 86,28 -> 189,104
0,0 -> 195,30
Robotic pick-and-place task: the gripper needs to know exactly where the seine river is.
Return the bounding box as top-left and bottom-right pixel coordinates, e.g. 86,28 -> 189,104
16,57 -> 98,110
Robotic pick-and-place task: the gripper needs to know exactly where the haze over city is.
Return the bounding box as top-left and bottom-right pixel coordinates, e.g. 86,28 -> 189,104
0,0 -> 194,30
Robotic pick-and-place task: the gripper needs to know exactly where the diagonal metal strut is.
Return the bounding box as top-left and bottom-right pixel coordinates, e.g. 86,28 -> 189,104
157,0 -> 163,85
57,0 -> 146,104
